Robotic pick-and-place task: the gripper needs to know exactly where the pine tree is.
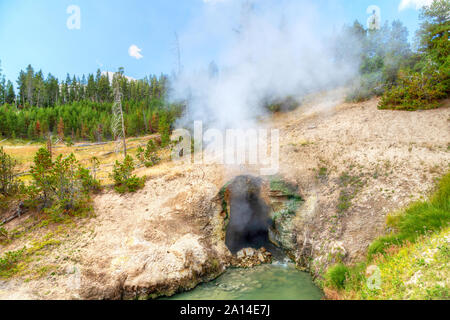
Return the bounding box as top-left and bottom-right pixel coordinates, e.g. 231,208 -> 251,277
5,80 -> 15,104
158,113 -> 171,146
16,70 -> 27,107
416,0 -> 450,66
34,70 -> 44,107
86,74 -> 96,101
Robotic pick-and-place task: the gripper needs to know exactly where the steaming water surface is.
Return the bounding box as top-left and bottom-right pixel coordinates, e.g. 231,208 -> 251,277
165,262 -> 322,300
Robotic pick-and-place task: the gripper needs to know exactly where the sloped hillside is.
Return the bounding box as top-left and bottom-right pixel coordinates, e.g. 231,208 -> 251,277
1,95 -> 448,299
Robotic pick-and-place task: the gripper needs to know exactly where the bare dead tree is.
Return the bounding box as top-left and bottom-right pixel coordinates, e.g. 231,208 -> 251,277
111,83 -> 127,157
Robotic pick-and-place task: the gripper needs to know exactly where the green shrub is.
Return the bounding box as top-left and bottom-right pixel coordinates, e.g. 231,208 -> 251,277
111,155 -> 145,193
77,167 -> 101,194
337,190 -> 353,213
112,155 -> 134,182
318,167 -> 328,178
378,69 -> 447,110
29,148 -> 97,212
0,146 -> 20,196
264,96 -> 299,113
30,148 -> 54,205
124,176 -> 145,193
52,154 -> 82,210
325,263 -> 350,289
341,263 -> 367,292
137,139 -> 160,168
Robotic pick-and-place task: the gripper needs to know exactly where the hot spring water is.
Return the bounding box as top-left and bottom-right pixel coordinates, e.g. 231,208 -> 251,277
165,259 -> 322,300
166,176 -> 322,300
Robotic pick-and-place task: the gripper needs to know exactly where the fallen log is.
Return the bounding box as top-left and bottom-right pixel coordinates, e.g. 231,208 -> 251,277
1,201 -> 26,225
101,146 -> 139,157
15,171 -> 30,177
75,142 -> 109,148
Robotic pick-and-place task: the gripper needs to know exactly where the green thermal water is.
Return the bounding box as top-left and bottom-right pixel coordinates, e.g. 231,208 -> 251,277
165,262 -> 323,300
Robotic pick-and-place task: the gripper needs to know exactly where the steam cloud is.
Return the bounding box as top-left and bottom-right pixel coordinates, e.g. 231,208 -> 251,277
170,0 -> 360,132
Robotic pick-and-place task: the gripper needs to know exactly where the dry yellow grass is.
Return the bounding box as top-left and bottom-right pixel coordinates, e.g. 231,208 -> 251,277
0,135 -> 165,185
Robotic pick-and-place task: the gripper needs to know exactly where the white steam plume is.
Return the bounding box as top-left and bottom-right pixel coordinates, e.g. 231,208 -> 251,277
170,0 -> 360,132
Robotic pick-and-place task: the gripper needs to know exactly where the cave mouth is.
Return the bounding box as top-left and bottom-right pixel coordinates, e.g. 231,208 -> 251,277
224,175 -> 272,254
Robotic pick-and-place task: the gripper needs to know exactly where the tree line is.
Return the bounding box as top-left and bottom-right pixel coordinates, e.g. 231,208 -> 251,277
0,64 -> 183,142
343,0 -> 449,109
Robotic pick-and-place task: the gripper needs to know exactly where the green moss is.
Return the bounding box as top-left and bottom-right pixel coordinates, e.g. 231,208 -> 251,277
0,231 -> 62,279
269,177 -> 303,224
272,198 -> 303,221
218,182 -> 230,214
218,183 -> 231,228
0,248 -> 28,278
269,176 -> 302,201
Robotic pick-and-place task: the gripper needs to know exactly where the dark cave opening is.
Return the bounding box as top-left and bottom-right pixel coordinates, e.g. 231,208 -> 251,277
224,176 -> 272,254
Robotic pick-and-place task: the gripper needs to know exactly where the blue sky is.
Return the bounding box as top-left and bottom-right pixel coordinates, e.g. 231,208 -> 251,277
0,0 -> 430,84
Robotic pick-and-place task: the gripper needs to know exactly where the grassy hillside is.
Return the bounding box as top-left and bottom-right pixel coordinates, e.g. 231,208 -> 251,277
324,172 -> 450,300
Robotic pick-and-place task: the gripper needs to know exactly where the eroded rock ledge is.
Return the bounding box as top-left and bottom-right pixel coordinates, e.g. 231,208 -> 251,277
77,168 -> 233,300
78,173 -> 312,300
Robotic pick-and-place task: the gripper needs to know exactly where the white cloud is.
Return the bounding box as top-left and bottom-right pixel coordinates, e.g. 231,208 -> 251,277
101,71 -> 136,83
399,0 -> 433,11
128,44 -> 143,59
